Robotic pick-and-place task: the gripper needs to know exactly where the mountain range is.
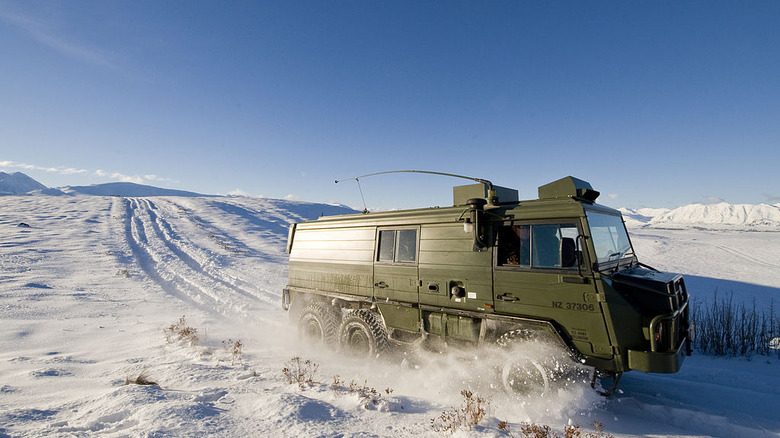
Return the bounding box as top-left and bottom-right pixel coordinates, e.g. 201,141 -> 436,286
2,172 -> 778,230
620,203 -> 780,230
0,171 -> 208,197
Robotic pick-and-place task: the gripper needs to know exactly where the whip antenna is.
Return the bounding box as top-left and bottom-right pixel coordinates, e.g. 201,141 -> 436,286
335,170 -> 497,213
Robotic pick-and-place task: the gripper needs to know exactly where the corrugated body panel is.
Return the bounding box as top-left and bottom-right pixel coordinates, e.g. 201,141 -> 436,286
420,224 -> 470,240
293,227 -> 375,241
291,249 -> 372,263
289,260 -> 373,296
420,239 -> 471,253
290,226 -> 375,264
293,239 -> 371,251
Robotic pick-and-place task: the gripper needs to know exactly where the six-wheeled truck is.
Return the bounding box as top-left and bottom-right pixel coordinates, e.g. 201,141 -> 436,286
282,175 -> 691,395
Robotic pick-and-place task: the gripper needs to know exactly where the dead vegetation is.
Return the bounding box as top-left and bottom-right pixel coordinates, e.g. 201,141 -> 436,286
430,389 -> 489,435
124,369 -> 158,386
163,315 -> 199,346
222,338 -> 244,366
512,421 -> 613,438
282,356 -> 319,389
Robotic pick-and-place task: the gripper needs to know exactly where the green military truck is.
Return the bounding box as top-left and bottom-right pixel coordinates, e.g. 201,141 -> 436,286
282,175 -> 691,395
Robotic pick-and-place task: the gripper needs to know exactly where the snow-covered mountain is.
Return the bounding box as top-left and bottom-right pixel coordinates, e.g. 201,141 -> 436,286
62,182 -> 210,197
621,203 -> 780,230
0,171 -> 47,194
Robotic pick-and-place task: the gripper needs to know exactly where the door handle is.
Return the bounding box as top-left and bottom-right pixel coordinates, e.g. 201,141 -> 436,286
497,293 -> 519,302
374,281 -> 388,288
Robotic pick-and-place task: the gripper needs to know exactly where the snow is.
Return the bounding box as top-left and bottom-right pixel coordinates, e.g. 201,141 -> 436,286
1,194 -> 778,437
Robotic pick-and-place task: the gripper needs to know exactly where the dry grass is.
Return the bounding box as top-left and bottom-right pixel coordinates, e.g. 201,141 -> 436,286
430,389 -> 489,435
282,356 -> 319,389
124,369 -> 158,386
222,339 -> 244,366
516,421 -> 613,438
163,315 -> 199,346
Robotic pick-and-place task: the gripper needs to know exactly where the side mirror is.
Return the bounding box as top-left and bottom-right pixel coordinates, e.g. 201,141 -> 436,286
560,237 -> 577,268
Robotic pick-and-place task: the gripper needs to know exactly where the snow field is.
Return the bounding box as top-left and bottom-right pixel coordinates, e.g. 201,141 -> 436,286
1,195 -> 778,437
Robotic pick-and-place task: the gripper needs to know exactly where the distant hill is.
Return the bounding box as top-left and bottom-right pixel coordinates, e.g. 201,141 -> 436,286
62,182 -> 211,197
0,171 -> 47,194
621,203 -> 780,230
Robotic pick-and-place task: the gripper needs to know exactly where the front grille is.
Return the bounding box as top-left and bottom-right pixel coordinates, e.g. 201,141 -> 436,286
651,277 -> 690,353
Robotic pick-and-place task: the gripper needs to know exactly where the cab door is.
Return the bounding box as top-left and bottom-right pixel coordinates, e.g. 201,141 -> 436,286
373,227 -> 420,304
493,221 -> 610,356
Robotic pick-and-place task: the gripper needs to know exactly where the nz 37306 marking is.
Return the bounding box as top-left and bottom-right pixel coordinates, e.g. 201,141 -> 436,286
552,301 -> 595,312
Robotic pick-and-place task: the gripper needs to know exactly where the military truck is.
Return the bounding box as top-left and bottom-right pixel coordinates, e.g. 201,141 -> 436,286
282,175 -> 691,395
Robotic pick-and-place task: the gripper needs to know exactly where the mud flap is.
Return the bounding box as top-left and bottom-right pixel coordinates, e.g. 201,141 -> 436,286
591,370 -> 622,397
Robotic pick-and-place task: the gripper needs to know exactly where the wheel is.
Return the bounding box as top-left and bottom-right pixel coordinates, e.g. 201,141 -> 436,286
298,301 -> 339,348
496,330 -> 551,396
339,310 -> 388,358
500,353 -> 550,396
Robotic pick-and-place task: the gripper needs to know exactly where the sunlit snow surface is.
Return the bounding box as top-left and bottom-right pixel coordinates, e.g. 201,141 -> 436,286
1,195 -> 778,437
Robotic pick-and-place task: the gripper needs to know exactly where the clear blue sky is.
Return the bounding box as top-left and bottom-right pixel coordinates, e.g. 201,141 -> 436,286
1,1 -> 778,210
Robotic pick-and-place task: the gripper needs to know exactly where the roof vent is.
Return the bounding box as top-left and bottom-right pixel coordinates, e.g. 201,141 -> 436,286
538,176 -> 599,202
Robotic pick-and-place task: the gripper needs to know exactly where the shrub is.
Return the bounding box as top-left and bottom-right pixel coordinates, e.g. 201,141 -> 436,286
431,389 -> 489,435
163,315 -> 199,346
518,421 -> 612,438
222,339 -> 244,366
282,357 -> 318,388
330,376 -> 396,411
691,292 -> 780,357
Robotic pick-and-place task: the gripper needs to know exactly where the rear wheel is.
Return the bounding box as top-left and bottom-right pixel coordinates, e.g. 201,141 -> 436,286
298,302 -> 339,348
340,310 -> 388,358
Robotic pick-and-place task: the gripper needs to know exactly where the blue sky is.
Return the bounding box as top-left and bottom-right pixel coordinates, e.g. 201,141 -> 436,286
1,1 -> 778,210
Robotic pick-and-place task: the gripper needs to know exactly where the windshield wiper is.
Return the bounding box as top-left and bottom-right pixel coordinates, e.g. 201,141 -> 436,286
607,247 -> 634,261
606,247 -> 635,272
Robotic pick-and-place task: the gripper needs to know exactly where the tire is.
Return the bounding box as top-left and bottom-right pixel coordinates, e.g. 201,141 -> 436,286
339,310 -> 388,359
496,330 -> 550,396
298,301 -> 340,348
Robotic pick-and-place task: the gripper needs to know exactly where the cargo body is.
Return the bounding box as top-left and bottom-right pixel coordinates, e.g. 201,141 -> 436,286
283,176 -> 691,394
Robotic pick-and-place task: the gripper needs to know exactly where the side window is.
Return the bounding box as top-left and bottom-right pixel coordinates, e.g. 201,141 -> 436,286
377,228 -> 418,263
498,222 -> 579,269
377,230 -> 395,262
396,229 -> 417,262
497,224 -> 531,267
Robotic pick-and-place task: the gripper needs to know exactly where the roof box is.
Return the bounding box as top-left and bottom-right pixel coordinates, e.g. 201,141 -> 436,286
538,176 -> 599,202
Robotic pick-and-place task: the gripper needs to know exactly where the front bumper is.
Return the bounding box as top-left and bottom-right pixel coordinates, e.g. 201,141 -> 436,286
628,337 -> 688,373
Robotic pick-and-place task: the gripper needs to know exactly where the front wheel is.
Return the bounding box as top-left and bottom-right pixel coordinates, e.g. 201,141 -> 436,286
500,353 -> 550,396
339,310 -> 388,359
496,330 -> 552,396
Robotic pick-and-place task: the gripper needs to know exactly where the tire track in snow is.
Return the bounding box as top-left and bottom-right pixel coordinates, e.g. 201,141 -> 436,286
142,199 -> 268,305
161,199 -> 287,302
122,198 -> 281,324
715,244 -> 780,270
123,198 -> 221,315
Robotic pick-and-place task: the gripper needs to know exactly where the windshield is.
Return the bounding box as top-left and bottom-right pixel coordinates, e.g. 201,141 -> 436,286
586,211 -> 634,265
